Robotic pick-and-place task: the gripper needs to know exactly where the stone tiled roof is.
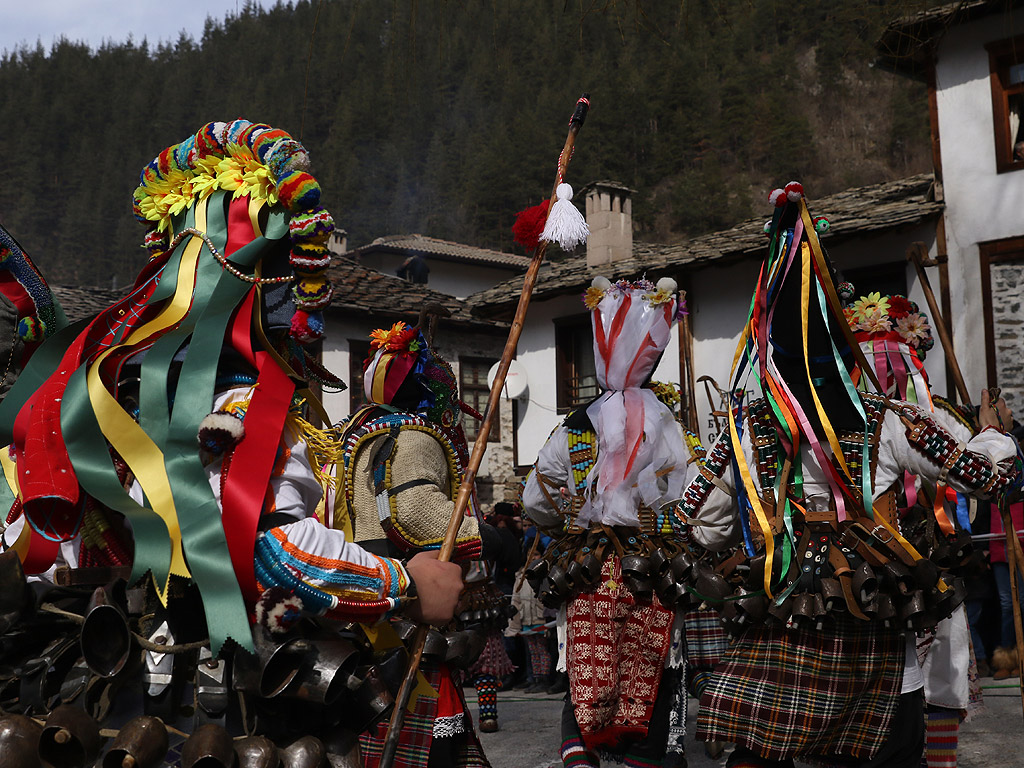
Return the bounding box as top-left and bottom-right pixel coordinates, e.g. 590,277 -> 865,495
52,285 -> 131,322
467,174 -> 943,319
327,256 -> 505,329
351,234 -> 531,270
876,0 -> 1021,78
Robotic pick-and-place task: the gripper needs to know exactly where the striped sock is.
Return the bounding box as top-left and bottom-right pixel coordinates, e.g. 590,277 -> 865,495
561,736 -> 598,768
924,708 -> 959,768
624,754 -> 662,768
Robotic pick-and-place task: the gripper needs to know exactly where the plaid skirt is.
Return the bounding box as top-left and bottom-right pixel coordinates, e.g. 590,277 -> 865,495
360,664 -> 490,768
696,619 -> 905,763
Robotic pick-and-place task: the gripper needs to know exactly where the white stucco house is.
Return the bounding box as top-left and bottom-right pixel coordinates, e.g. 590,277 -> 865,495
878,0 -> 1024,409
467,177 -> 947,471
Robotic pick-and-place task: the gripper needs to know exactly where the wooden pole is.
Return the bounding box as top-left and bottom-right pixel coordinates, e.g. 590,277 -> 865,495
999,499 -> 1024,721
377,94 -> 591,768
906,241 -> 971,404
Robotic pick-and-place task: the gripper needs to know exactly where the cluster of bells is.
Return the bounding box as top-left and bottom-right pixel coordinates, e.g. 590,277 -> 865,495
0,548 -> 413,768
523,522 -> 976,635
0,710 -> 341,768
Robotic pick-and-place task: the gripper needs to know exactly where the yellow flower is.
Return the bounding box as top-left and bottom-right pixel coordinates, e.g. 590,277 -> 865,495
643,288 -> 673,306
369,322 -> 413,350
850,292 -> 890,322
216,156 -> 246,194
583,285 -> 605,310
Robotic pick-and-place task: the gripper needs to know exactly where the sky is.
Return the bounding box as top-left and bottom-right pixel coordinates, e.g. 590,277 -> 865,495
0,0 -> 268,56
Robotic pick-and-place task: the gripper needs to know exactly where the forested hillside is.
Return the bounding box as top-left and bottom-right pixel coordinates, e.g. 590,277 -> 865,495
0,0 -> 934,287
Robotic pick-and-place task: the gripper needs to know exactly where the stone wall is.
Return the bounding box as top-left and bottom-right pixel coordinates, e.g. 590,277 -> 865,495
991,261 -> 1024,411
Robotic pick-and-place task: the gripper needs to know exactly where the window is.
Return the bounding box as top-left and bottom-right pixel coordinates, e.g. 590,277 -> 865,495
554,314 -> 599,413
348,339 -> 371,413
987,35 -> 1024,173
459,357 -> 500,443
980,238 -> 1024,412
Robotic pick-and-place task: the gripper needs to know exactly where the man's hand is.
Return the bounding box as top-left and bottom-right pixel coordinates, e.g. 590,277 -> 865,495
404,551 -> 464,625
980,388 -> 1013,432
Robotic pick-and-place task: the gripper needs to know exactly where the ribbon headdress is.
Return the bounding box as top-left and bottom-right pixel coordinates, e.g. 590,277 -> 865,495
3,119 -> 337,653
578,276 -> 687,527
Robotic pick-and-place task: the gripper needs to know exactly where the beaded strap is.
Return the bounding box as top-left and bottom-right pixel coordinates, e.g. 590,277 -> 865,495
679,435 -> 734,519
167,227 -> 293,285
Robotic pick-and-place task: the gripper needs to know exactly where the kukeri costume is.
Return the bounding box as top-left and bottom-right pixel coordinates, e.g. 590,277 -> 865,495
521,277 -> 690,767
681,184 -> 1021,767
338,322 -> 495,768
0,120 -> 422,767
848,290 -> 982,768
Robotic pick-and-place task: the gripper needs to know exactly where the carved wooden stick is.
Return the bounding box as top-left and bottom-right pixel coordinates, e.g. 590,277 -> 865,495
378,94 -> 591,768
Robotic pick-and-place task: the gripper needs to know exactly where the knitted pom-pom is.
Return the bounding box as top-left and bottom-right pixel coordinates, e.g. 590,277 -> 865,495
17,317 -> 45,342
174,136 -> 197,170
144,229 -> 167,257
768,188 -> 787,207
785,181 -> 803,201
157,146 -> 177,176
290,310 -> 325,343
276,171 -> 321,212
194,122 -> 224,158
592,276 -> 612,291
837,281 -> 855,302
511,199 -> 550,252
266,139 -> 311,177
197,411 -> 245,455
225,119 -> 254,147
290,248 -> 332,274
656,277 -> 678,294
255,586 -> 305,636
541,183 -> 589,251
251,129 -> 292,162
293,279 -> 333,311
288,207 -> 335,245
813,216 -> 830,234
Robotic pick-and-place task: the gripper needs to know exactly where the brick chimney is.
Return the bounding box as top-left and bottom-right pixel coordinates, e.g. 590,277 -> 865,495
585,182 -> 633,267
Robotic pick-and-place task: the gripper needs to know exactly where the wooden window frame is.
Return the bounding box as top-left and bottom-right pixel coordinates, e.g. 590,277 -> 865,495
554,314 -> 598,414
459,356 -> 500,443
980,236 -> 1024,388
987,35 -> 1024,174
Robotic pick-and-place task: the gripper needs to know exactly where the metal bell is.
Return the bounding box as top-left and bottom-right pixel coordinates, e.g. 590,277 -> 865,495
852,562 -> 879,605
694,569 -> 731,602
102,715 -> 169,768
669,550 -> 695,581
0,714 -> 43,768
80,585 -> 133,678
234,735 -> 283,768
291,639 -> 360,706
881,561 -> 914,596
819,577 -> 845,614
734,592 -> 768,624
39,704 -> 102,768
233,630 -> 308,699
900,590 -> 928,631
620,555 -> 653,599
280,735 -> 327,768
180,724 -> 235,768
0,548 -> 31,634
524,559 -> 550,593
911,559 -> 940,590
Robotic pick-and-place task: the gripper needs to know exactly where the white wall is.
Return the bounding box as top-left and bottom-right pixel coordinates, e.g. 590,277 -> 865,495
513,293 -> 683,469
358,252 -> 518,298
935,10 -> 1024,392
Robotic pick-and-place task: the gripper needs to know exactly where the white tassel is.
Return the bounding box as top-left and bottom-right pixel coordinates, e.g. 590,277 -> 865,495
541,183 -> 589,251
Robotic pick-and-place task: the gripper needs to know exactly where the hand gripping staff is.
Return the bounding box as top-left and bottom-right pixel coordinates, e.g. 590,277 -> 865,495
377,93 -> 590,768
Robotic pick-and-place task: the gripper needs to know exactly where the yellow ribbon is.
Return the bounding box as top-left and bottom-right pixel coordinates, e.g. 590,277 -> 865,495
362,622 -> 438,711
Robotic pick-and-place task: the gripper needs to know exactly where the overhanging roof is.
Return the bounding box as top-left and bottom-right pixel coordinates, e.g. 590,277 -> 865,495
351,234 -> 531,271
876,0 -> 1024,78
467,174 -> 943,319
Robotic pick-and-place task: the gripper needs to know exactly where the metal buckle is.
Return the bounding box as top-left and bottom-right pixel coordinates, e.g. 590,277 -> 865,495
870,524 -> 895,545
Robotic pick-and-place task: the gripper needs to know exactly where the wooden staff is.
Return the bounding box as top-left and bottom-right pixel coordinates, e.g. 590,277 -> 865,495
378,94 -> 591,768
907,241 -> 1024,721
906,241 -> 970,403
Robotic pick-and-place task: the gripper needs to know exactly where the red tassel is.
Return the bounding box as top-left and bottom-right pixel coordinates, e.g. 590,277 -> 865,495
512,199 -> 550,251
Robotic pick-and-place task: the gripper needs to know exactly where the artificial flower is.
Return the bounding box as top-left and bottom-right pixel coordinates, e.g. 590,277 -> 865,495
896,313 -> 930,347
887,295 -> 914,319
856,306 -> 892,334
850,292 -> 890,322
369,322 -> 418,352
644,287 -> 674,306
583,285 -> 605,310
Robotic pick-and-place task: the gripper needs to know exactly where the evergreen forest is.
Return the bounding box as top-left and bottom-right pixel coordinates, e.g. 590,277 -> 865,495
0,0 -> 935,288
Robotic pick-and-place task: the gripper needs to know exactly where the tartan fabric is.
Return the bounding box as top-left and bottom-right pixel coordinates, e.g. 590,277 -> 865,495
684,606 -> 731,668
360,664 -> 489,768
696,620 -> 905,763
566,557 -> 674,750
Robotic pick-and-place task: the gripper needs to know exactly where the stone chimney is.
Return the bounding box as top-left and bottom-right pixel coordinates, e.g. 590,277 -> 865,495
585,182 -> 633,267
327,228 -> 349,255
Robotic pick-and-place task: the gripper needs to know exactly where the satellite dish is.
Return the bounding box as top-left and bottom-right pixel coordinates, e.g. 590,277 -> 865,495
487,360 -> 528,400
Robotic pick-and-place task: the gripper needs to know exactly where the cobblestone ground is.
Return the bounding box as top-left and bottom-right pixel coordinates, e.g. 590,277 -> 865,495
469,678 -> 1024,768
